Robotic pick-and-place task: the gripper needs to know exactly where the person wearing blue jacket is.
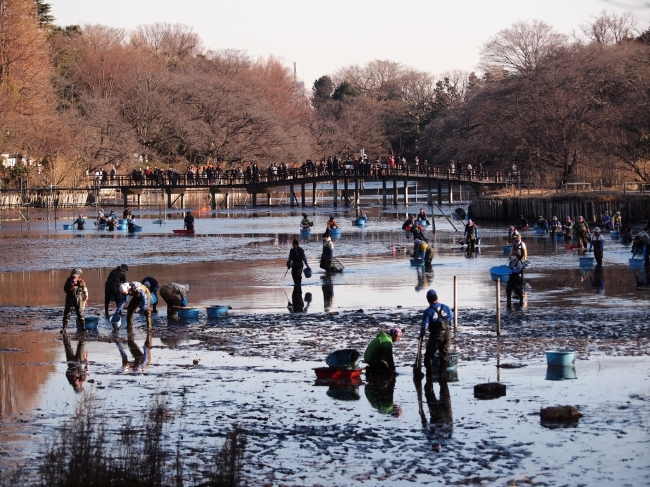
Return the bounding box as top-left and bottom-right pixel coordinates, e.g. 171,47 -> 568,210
114,281 -> 152,330
420,289 -> 453,377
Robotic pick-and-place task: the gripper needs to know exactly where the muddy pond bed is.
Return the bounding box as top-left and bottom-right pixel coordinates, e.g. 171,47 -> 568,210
1,206 -> 649,486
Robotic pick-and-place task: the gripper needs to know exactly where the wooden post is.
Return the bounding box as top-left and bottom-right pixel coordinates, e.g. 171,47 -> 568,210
301,183 -> 306,207
289,184 -> 294,207
312,181 -> 317,206
333,179 -> 338,207
382,178 -> 387,207
496,278 -> 501,336
453,276 -> 458,332
392,178 -> 398,206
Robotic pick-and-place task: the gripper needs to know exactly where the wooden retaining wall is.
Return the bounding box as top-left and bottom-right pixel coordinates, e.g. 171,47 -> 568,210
471,195 -> 650,224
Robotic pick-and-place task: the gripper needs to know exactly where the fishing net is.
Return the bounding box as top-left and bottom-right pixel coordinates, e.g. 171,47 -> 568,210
331,258 -> 345,273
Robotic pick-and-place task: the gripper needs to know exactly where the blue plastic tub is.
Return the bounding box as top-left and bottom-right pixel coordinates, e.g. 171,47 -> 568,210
579,256 -> 595,268
329,228 -> 341,237
356,218 -> 366,227
610,230 -> 620,239
546,365 -> 577,380
63,224 -> 73,230
98,224 -> 105,230
117,224 -> 127,230
490,265 -> 511,282
503,245 -> 512,254
535,227 -> 547,235
77,315 -> 99,329
119,219 -> 128,225
629,258 -> 645,269
545,350 -> 576,367
417,220 -> 428,227
206,305 -> 229,318
554,233 -> 564,241
178,307 -> 199,319
300,228 -> 311,238
131,224 -> 143,232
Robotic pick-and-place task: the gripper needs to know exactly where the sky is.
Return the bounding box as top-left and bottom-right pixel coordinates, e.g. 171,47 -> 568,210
49,0 -> 649,88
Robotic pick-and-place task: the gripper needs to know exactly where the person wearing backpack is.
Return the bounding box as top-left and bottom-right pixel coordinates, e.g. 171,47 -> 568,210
419,289 -> 453,378
62,268 -> 88,333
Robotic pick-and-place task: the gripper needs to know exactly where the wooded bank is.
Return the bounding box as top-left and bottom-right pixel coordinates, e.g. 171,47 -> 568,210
470,194 -> 650,224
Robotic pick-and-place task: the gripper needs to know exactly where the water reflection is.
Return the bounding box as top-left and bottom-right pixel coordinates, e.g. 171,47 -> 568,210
414,376 -> 453,451
319,379 -> 361,401
62,331 -> 88,392
414,266 -> 433,292
364,375 -> 401,417
590,267 -> 605,294
632,267 -> 650,287
321,276 -> 335,309
288,286 -> 311,313
116,331 -> 153,372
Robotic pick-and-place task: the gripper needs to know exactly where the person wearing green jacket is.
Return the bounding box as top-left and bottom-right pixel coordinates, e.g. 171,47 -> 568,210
364,327 -> 403,376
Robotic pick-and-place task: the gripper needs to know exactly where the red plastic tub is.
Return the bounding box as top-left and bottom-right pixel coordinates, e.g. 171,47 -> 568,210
313,367 -> 362,380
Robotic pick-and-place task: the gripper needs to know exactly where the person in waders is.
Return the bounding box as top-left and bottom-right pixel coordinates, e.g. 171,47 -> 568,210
114,282 -> 152,330
420,289 -> 453,378
320,233 -> 335,272
159,283 -> 190,318
184,211 -> 195,231
589,227 -> 605,268
287,239 -> 309,286
73,214 -> 86,230
62,268 -> 88,333
104,264 -> 129,316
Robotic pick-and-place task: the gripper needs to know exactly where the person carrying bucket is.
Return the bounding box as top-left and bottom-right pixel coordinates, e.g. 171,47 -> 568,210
588,227 -> 605,268
287,239 -> 309,286
326,216 -> 340,233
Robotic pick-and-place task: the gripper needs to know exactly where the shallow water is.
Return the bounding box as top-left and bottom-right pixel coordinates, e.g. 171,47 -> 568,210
1,206 -> 649,485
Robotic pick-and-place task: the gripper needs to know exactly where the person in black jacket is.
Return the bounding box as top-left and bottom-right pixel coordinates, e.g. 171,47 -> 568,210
104,264 -> 129,316
184,211 -> 195,231
287,239 -> 309,286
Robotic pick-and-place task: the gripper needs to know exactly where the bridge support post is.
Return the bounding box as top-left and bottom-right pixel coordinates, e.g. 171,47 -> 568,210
123,192 -> 128,208
301,183 -> 306,207
224,193 -> 230,208
427,180 -> 432,206
404,180 -> 408,206
267,193 -> 271,206
251,193 -> 257,207
289,184 -> 294,207
354,177 -> 359,207
437,180 -> 442,206
136,194 -> 141,207
382,178 -> 387,207
333,179 -> 337,208
392,178 -> 398,206
344,179 -> 349,207
312,182 -> 317,206
448,181 -> 453,205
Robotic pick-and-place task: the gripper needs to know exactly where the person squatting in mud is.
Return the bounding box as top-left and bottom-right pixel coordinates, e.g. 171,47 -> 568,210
159,283 -> 190,317
62,268 -> 88,333
420,289 -> 453,377
364,327 -> 403,376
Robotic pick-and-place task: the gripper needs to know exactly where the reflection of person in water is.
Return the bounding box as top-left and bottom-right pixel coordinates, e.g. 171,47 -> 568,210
423,378 -> 453,451
63,331 -> 88,392
633,268 -> 650,288
415,266 -> 433,292
590,267 -> 605,294
322,276 -> 335,308
288,286 -> 311,313
117,331 -> 153,372
364,375 -> 401,417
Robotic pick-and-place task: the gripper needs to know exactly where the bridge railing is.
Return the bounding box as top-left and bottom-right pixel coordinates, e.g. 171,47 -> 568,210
85,166 -> 530,188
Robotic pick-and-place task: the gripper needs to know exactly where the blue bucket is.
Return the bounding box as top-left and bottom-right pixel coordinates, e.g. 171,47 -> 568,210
535,227 -> 547,235
546,366 -> 577,380
545,350 -> 576,367
303,267 -> 312,278
178,307 -> 199,319
300,228 -> 311,238
417,220 -> 428,227
98,224 -> 105,230
131,225 -> 143,232
329,228 -> 341,237
119,219 -> 127,225
117,224 -> 127,230
410,258 -> 424,266
490,265 -> 511,282
110,313 -> 122,327
554,233 -> 564,241
63,224 -> 73,230
503,245 -> 512,254
356,218 -> 366,227
610,231 -> 620,239
579,256 -> 595,268
206,305 -> 229,318
77,315 -> 100,330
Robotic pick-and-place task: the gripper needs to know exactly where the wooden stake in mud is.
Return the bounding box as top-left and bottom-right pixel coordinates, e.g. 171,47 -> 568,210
413,337 -> 424,378
496,278 -> 501,336
453,276 -> 458,332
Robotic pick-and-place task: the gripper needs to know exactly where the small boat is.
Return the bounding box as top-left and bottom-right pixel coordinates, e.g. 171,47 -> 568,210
173,229 -> 195,235
313,367 -> 363,380
515,225 -> 529,231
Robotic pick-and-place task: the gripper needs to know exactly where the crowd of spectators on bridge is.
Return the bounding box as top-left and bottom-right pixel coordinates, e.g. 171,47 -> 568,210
91,153 -> 520,187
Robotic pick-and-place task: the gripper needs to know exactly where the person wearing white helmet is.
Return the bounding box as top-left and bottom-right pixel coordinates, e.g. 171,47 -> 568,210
364,327 -> 403,376
420,289 -> 453,378
589,227 -> 605,268
62,268 -> 88,333
113,281 -> 152,330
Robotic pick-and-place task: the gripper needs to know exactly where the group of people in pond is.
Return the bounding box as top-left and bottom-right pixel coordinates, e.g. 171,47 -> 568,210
62,264 -> 192,336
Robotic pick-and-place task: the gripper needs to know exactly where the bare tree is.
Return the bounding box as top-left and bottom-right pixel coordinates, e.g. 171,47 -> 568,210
130,23 -> 203,69
479,20 -> 568,75
579,10 -> 639,45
